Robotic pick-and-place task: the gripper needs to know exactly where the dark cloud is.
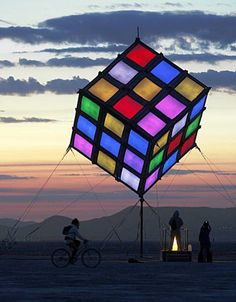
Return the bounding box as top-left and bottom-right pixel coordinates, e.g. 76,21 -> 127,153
0,76 -> 89,95
0,174 -> 34,180
39,11 -> 236,47
19,57 -> 111,67
88,5 -> 100,9
61,172 -> 108,177
0,76 -> 44,95
169,53 -> 236,63
45,76 -> 89,94
37,45 -> 126,54
19,58 -> 45,66
0,69 -> 235,95
192,70 -> 236,92
47,57 -> 112,67
0,11 -> 235,48
108,3 -> 143,9
14,53 -> 236,69
230,45 -> 236,51
166,169 -> 236,176
0,19 -> 16,26
0,60 -> 14,67
0,117 -> 57,123
164,2 -> 183,7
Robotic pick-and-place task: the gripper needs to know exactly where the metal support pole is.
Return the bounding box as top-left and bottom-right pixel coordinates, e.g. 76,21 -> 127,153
139,197 -> 144,258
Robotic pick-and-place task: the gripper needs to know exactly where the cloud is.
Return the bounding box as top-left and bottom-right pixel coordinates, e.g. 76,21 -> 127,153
230,45 -> 236,51
0,174 -> 34,180
19,57 -> 112,67
1,69 -> 235,95
0,76 -> 89,95
4,53 -> 234,69
0,11 -> 235,48
166,169 -> 236,176
0,76 -> 44,95
0,117 -> 57,123
61,172 -> 108,177
45,76 -> 89,94
164,2 -> 183,7
47,57 -> 112,67
107,3 -> 143,9
168,53 -> 236,63
19,58 -> 45,67
192,70 -> 236,92
37,45 -> 127,54
0,60 -> 14,67
0,19 -> 16,26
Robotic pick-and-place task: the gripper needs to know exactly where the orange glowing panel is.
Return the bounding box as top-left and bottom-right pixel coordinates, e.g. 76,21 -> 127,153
175,77 -> 204,102
89,78 -> 119,102
133,78 -> 162,101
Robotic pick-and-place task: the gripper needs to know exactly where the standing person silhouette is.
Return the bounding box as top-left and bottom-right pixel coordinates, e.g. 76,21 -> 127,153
169,210 -> 183,251
198,221 -> 212,262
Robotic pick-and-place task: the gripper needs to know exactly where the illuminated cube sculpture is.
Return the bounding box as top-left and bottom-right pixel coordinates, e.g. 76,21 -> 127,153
70,39 -> 210,197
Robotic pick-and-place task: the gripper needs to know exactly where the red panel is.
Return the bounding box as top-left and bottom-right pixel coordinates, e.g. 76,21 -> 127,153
168,132 -> 183,155
113,95 -> 143,119
180,132 -> 197,156
126,44 -> 156,67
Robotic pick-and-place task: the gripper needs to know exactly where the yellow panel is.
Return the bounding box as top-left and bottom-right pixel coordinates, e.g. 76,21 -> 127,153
104,113 -> 124,138
175,77 -> 204,101
153,131 -> 169,155
133,77 -> 162,101
97,151 -> 116,174
89,78 -> 119,102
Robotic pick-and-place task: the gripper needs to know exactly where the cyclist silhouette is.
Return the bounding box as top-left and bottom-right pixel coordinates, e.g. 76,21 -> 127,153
64,218 -> 88,261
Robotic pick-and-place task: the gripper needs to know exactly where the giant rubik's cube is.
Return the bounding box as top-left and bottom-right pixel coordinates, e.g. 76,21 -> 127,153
70,39 -> 210,197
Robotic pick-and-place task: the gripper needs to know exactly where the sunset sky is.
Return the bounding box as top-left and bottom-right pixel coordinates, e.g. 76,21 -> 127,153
0,0 -> 236,221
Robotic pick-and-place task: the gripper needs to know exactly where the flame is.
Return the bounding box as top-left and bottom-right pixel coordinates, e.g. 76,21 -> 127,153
172,236 -> 178,251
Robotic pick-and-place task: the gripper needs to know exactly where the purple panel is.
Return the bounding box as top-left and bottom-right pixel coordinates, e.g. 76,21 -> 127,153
155,95 -> 186,119
108,61 -> 138,84
73,133 -> 93,158
145,168 -> 159,191
138,112 -> 166,136
124,149 -> 144,173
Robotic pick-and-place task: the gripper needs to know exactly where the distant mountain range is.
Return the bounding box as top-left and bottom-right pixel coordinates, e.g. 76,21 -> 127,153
0,207 -> 235,242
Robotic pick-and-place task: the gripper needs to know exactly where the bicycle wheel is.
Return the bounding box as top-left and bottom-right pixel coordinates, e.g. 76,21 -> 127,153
51,248 -> 70,268
81,248 -> 101,268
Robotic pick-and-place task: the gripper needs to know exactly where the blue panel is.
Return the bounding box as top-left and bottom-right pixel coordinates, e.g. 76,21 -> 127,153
151,60 -> 180,84
128,130 -> 148,155
162,150 -> 178,174
190,95 -> 206,119
77,115 -> 96,140
100,132 -> 121,157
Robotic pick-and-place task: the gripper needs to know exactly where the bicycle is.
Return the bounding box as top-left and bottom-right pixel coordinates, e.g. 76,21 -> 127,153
51,242 -> 101,268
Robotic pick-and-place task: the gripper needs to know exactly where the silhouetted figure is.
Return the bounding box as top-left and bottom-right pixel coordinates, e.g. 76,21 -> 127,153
169,210 -> 183,251
64,218 -> 88,260
198,221 -> 212,262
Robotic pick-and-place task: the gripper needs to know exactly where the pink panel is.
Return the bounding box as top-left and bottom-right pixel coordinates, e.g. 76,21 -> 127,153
155,95 -> 186,119
138,112 -> 166,136
73,134 -> 93,158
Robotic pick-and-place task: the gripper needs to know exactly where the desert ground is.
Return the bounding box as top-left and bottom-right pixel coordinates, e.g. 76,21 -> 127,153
0,242 -> 235,302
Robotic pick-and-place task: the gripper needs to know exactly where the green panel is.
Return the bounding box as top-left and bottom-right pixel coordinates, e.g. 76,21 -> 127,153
81,96 -> 100,121
149,149 -> 165,173
185,115 -> 201,138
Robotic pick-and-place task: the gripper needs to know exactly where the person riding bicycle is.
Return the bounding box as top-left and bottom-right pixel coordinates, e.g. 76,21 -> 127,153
64,218 -> 88,261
